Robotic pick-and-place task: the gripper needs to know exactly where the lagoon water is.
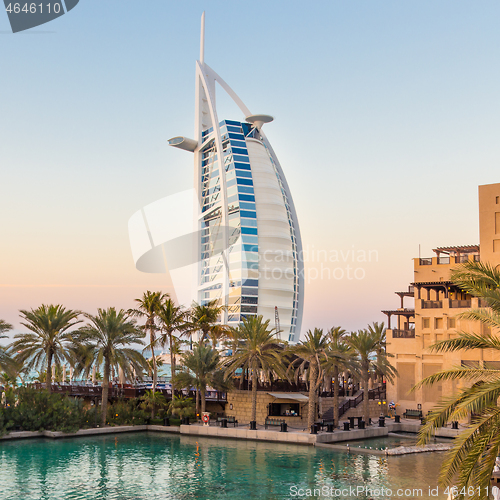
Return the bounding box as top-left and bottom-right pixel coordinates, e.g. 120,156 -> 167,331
0,432 -> 449,499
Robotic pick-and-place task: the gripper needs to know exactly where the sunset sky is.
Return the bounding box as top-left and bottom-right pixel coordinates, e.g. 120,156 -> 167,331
1,1 -> 500,338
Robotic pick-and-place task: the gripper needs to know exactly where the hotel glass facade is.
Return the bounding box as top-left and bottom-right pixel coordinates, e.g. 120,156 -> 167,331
197,120 -> 301,338
169,17 -> 303,342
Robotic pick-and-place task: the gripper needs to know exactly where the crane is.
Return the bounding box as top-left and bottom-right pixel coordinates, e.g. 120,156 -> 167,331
275,306 -> 281,340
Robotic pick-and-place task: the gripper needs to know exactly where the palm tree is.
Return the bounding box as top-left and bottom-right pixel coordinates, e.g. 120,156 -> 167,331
146,356 -> 164,378
168,394 -> 195,420
128,291 -> 167,393
140,389 -> 167,420
414,260 -> 500,497
223,315 -> 285,426
78,308 -> 148,426
186,300 -> 224,344
10,305 -> 81,393
156,298 -> 186,385
172,343 -> 231,416
208,323 -> 230,349
347,329 -> 397,424
367,321 -> 387,385
288,328 -> 330,429
0,320 -> 16,376
325,326 -> 353,426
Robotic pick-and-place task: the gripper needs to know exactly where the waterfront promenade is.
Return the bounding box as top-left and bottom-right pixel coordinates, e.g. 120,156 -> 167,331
0,417 -> 460,449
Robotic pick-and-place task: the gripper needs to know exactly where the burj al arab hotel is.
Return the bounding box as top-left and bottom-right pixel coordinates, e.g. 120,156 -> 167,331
145,14 -> 303,342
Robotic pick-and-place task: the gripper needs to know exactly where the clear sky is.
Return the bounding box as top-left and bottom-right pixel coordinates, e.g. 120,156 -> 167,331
1,0 -> 499,339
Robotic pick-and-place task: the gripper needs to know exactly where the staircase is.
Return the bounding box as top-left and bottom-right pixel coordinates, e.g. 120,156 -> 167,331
321,386 -> 386,421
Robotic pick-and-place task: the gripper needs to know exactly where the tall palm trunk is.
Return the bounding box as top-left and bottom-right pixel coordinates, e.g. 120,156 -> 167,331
251,367 -> 258,422
201,388 -> 206,414
307,363 -> 318,429
377,347 -> 385,385
333,365 -> 339,426
196,388 -> 200,418
150,325 -> 157,393
200,327 -> 207,343
169,333 -> 176,389
46,350 -> 53,393
101,361 -> 110,426
362,361 -> 369,424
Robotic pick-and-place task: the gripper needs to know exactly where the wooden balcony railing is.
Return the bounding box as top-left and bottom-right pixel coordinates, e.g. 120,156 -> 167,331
392,329 -> 416,339
421,300 -> 443,309
450,299 -> 471,308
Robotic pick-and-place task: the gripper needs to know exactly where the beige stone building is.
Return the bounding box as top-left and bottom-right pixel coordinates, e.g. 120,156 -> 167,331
383,182 -> 500,416
224,390 -> 385,427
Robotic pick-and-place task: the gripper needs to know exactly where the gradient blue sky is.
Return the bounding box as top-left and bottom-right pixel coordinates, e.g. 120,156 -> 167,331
1,1 -> 499,338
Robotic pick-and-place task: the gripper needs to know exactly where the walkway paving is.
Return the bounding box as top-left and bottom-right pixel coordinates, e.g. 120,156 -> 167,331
0,417 -> 461,445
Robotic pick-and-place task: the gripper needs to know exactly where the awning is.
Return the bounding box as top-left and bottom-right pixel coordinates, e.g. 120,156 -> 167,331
268,392 -> 309,402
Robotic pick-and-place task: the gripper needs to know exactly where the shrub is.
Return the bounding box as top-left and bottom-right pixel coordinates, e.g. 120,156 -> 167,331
106,398 -> 148,426
4,387 -> 88,433
168,395 -> 195,419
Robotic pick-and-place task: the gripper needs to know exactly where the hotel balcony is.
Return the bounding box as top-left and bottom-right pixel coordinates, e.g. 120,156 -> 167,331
391,328 -> 416,339
450,299 -> 471,308
418,298 -> 472,310
415,246 -> 480,283
421,300 -> 442,309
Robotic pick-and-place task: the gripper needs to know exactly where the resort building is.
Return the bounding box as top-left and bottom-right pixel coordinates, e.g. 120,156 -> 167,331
168,14 -> 304,342
383,182 -> 500,415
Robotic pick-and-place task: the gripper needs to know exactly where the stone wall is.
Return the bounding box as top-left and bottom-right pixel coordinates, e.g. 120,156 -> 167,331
225,391 -> 309,427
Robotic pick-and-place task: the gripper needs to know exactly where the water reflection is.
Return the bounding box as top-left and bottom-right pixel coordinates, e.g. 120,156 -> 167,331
0,432 -> 448,499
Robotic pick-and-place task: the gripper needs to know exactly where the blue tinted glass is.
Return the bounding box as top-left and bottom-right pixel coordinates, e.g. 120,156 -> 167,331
232,147 -> 248,155
237,178 -> 253,186
227,126 -> 243,133
234,162 -> 251,170
239,194 -> 255,202
241,305 -> 258,313
226,178 -> 236,188
235,170 -> 252,178
242,235 -> 258,244
242,279 -> 258,287
241,123 -> 252,135
233,155 -> 249,162
238,186 -> 254,194
241,227 -> 257,235
243,244 -> 258,253
242,262 -> 259,269
228,133 -> 245,141
230,140 -> 247,148
241,218 -> 257,227
242,287 -> 258,296
239,202 -> 256,210
240,210 -> 256,218
224,120 -> 241,126
241,296 -> 258,305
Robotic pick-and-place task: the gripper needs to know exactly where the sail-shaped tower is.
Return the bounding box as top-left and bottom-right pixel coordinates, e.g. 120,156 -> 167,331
168,14 -> 304,342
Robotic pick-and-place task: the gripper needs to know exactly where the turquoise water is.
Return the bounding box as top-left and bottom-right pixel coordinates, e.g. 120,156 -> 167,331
0,432 -> 449,499
346,434 -> 453,450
